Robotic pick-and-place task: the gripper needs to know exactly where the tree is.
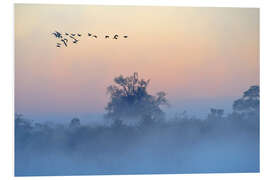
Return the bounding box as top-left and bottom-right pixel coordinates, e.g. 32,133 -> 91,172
231,85 -> 259,130
233,85 -> 259,113
15,113 -> 33,131
105,72 -> 168,125
207,108 -> 224,120
69,118 -> 81,129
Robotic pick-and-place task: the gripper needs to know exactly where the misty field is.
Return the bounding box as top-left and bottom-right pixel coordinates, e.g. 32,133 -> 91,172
15,115 -> 259,176
15,74 -> 259,176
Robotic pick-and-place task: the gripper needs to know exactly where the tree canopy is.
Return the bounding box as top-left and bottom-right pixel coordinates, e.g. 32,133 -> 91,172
105,72 -> 168,125
233,85 -> 259,113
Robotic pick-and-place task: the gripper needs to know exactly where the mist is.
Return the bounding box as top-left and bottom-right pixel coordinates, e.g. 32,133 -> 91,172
14,5 -> 259,176
15,107 -> 259,176
15,73 -> 259,176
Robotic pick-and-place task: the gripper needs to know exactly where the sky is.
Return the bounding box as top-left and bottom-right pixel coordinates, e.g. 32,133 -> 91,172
15,4 -> 259,122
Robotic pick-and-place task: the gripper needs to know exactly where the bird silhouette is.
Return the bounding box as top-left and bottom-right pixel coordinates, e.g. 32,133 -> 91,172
52,31 -> 128,47
113,34 -> 118,39
52,31 -> 62,38
69,36 -> 77,41
61,38 -> 68,47
69,35 -> 78,43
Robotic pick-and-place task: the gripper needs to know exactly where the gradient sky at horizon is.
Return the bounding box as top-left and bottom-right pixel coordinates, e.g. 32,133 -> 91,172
15,4 -> 259,121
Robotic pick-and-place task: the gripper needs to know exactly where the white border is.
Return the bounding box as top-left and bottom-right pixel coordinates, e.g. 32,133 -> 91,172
1,0 -> 269,180
11,0 -> 263,8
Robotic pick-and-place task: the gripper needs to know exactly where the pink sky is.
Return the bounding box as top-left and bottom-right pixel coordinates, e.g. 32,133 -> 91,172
15,5 -> 259,118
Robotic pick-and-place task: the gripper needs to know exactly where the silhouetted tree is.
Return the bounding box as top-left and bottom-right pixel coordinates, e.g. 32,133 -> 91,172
69,118 -> 81,128
105,72 -> 168,125
230,85 -> 259,131
15,113 -> 33,131
233,85 -> 259,113
207,108 -> 224,120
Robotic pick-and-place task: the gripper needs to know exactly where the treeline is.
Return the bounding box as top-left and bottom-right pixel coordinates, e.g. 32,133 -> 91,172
14,73 -> 259,176
15,84 -> 259,141
14,107 -> 259,176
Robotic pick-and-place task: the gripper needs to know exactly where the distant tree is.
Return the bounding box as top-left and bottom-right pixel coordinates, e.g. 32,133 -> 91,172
172,111 -> 188,122
233,85 -> 259,113
15,113 -> 33,131
105,72 -> 168,125
207,108 -> 224,120
69,118 -> 81,128
15,113 -> 34,148
230,86 -> 259,131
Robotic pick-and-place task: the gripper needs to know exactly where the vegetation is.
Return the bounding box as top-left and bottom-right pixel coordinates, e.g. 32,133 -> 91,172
105,72 -> 168,125
14,73 -> 260,176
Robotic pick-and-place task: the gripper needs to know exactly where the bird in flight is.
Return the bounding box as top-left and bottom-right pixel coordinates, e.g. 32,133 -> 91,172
73,39 -> 79,43
68,35 -> 79,44
52,31 -> 62,39
52,31 -> 128,48
61,38 -> 68,47
69,35 -> 75,39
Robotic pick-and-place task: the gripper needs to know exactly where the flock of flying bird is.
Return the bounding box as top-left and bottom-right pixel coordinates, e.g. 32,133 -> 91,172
52,31 -> 128,48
